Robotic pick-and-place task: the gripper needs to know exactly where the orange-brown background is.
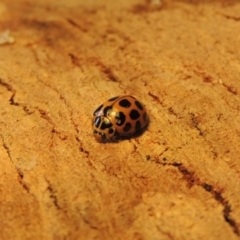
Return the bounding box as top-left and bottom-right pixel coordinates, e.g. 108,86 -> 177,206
0,0 -> 240,239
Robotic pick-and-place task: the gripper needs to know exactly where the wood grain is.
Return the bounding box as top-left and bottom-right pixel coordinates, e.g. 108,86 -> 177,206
0,0 -> 240,239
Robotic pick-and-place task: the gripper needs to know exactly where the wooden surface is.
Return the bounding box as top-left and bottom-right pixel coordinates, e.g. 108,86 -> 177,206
0,0 -> 240,239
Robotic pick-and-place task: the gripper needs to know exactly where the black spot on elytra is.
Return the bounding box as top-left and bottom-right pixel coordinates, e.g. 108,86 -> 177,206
100,120 -> 112,130
123,122 -> 132,132
108,96 -> 119,101
93,104 -> 103,116
130,109 -> 140,120
116,112 -> 126,126
135,100 -> 143,110
108,128 -> 114,134
135,120 -> 142,131
94,117 -> 101,128
103,106 -> 112,116
119,99 -> 131,108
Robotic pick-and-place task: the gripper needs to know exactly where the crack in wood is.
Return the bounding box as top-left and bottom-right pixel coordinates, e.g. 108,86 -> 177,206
37,108 -> 55,126
0,78 -> 19,105
189,112 -> 204,136
0,78 -> 37,116
190,65 -> 238,96
148,91 -> 163,105
88,57 -> 120,82
218,13 -> 240,22
153,159 -> 239,235
222,83 -> 238,95
66,18 -> 88,32
95,61 -> 119,82
167,107 -> 179,117
174,163 -> 239,236
0,134 -> 13,163
17,168 -> 30,193
68,53 -> 84,72
45,178 -> 61,210
0,79 -> 70,141
80,146 -> 90,156
1,135 -> 32,194
0,76 -> 79,143
36,79 -> 81,144
202,183 -> 239,236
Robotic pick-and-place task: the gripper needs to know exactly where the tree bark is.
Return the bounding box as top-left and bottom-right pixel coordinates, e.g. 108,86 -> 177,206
0,0 -> 240,239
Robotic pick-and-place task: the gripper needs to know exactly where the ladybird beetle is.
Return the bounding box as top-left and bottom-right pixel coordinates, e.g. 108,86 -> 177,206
92,95 -> 149,142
